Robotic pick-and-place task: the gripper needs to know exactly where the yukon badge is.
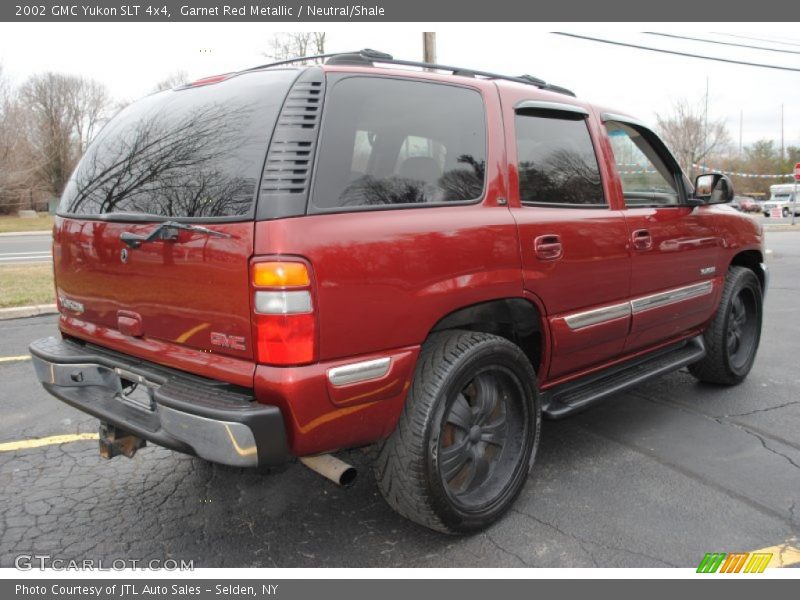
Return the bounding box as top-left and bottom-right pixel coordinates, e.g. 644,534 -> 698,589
58,296 -> 84,315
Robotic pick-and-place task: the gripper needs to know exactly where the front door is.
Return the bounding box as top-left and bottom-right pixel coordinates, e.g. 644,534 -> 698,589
601,118 -> 721,353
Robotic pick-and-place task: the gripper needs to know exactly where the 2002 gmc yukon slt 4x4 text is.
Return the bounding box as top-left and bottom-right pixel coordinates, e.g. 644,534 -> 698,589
30,50 -> 767,533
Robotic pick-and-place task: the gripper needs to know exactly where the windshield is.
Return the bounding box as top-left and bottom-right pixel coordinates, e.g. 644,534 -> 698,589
59,69 -> 299,220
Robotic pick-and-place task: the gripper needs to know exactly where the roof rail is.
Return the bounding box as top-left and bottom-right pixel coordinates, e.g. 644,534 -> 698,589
246,49 -> 576,97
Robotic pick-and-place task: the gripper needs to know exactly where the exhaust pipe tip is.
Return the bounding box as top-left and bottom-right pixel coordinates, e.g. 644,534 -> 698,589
300,454 -> 357,487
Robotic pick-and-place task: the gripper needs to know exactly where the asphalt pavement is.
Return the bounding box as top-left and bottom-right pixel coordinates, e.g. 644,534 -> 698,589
0,232 -> 798,568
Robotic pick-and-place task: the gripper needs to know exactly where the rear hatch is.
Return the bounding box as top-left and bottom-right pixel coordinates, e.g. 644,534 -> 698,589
54,69 -> 300,362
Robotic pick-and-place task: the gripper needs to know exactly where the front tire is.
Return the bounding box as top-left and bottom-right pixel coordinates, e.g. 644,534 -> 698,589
373,330 -> 540,533
689,266 -> 762,385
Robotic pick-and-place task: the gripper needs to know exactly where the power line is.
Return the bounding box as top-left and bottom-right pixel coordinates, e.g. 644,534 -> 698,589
645,32 -> 800,56
712,32 -> 800,49
552,33 -> 800,73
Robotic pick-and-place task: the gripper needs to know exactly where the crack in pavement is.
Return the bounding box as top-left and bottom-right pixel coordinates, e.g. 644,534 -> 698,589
483,533 -> 534,567
510,508 -> 678,567
723,400 -> 800,418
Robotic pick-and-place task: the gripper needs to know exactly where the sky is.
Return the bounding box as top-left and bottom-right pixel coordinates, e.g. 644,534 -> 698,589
0,23 -> 799,166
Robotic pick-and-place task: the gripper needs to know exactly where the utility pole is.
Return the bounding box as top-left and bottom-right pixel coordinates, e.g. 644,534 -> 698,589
739,109 -> 743,158
423,32 -> 437,65
703,78 -> 710,162
781,103 -> 785,163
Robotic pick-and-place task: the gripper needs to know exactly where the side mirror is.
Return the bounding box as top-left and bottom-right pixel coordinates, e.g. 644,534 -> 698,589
693,173 -> 734,204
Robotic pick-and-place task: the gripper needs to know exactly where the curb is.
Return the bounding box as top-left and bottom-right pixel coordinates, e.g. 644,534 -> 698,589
763,225 -> 800,232
0,304 -> 58,320
0,231 -> 52,237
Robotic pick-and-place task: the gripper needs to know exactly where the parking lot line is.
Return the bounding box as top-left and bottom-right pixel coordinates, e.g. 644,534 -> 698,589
751,543 -> 800,568
0,433 -> 99,452
0,355 -> 31,363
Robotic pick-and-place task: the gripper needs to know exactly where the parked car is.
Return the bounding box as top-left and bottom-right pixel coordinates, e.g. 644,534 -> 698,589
30,50 -> 767,534
731,195 -> 761,213
763,184 -> 799,217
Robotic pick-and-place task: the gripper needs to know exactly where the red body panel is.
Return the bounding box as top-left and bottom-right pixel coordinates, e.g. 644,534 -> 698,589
52,65 -> 766,457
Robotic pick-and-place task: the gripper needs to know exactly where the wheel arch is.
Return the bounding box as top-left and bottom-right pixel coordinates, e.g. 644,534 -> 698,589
729,249 -> 765,291
429,298 -> 545,374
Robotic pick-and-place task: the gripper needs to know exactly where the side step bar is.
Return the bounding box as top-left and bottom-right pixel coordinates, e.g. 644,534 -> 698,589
541,336 -> 706,419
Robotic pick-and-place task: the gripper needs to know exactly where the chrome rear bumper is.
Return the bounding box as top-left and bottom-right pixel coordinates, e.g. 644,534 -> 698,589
30,336 -> 289,468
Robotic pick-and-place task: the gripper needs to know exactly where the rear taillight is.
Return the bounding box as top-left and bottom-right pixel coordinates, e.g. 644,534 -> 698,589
251,260 -> 317,366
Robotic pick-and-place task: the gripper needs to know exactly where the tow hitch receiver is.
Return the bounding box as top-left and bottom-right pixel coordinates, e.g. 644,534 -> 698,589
98,422 -> 146,459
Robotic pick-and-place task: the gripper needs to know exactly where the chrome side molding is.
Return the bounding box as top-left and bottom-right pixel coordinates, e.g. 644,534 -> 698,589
564,302 -> 631,330
565,280 -> 715,330
631,281 -> 713,314
327,357 -> 391,387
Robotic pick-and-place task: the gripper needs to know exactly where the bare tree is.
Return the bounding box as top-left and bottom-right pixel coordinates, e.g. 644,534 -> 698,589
656,99 -> 731,178
264,32 -> 326,62
19,72 -> 111,197
152,70 -> 188,92
0,66 -> 38,210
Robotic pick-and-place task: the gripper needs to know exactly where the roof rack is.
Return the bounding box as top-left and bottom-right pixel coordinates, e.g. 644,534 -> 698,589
246,49 -> 576,97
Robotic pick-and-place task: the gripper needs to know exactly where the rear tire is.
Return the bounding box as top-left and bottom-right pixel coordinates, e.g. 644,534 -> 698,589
373,330 -> 540,533
688,267 -> 762,385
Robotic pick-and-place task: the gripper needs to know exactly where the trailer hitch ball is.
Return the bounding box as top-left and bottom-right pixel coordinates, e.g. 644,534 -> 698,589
98,422 -> 146,459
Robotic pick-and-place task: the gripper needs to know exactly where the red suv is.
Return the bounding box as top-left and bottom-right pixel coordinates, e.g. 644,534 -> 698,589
30,50 -> 767,533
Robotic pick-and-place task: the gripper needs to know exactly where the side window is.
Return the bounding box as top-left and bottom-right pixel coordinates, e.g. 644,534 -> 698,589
311,77 -> 487,211
604,121 -> 680,206
515,113 -> 605,206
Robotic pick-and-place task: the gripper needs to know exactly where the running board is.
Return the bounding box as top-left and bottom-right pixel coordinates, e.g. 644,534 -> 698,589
541,336 -> 706,419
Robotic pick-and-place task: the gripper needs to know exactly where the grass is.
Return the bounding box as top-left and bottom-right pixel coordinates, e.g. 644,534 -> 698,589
0,214 -> 54,233
0,264 -> 55,308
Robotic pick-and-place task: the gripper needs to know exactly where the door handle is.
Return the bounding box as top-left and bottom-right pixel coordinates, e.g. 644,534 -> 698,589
632,229 -> 653,251
534,234 -> 563,261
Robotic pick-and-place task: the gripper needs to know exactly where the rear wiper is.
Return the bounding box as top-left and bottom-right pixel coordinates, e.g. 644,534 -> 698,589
120,221 -> 233,249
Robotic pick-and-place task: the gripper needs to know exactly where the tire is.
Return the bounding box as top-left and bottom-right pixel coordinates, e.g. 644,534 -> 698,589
783,207 -> 790,218
688,266 -> 762,385
373,330 -> 541,534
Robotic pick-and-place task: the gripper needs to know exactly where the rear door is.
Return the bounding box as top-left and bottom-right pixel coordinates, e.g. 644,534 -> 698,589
600,116 -> 721,353
503,98 -> 632,380
53,69 -> 300,362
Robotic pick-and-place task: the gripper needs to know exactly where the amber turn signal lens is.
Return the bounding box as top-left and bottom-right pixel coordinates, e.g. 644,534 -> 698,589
252,262 -> 310,287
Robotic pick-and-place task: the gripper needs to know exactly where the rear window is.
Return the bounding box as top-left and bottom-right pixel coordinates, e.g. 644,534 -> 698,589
59,69 -> 299,219
310,77 -> 486,211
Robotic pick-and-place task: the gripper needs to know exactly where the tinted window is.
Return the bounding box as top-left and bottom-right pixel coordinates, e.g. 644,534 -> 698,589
515,113 -> 604,206
604,121 -> 679,206
311,77 -> 486,210
59,69 -> 299,219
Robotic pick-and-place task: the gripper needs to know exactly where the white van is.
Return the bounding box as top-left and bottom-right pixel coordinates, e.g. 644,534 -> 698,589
763,183 -> 799,217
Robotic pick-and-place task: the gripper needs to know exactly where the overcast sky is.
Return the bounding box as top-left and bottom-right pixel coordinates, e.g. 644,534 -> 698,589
1,23 -> 799,164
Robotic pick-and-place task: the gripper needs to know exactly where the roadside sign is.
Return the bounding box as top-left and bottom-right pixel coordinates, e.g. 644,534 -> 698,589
770,208 -> 782,219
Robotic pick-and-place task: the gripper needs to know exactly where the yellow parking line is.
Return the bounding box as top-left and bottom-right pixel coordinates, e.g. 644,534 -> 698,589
0,433 -> 99,452
0,355 -> 31,363
751,543 -> 800,568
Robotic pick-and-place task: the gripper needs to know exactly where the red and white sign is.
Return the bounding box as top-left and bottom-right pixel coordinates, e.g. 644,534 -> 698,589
794,162 -> 800,181
771,208 -> 783,218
